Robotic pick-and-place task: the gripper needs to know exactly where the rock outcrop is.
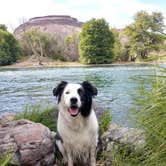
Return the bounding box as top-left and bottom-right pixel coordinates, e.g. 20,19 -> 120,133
14,15 -> 82,61
0,113 -> 145,165
97,123 -> 145,165
14,15 -> 82,39
0,119 -> 55,165
101,123 -> 145,150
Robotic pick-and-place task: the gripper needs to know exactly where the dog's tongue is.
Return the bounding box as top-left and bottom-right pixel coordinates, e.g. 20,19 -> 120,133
68,108 -> 79,116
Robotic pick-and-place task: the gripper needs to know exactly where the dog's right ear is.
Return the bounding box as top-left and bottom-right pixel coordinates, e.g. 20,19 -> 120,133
53,81 -> 68,98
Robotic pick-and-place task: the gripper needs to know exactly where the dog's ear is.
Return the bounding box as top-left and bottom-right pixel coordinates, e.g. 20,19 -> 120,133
82,81 -> 97,96
53,81 -> 68,97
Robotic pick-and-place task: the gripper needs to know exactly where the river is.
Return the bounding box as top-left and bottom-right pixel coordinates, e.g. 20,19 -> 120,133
0,65 -> 159,127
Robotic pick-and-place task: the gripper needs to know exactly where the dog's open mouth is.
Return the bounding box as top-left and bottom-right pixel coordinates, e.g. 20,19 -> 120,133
68,106 -> 79,117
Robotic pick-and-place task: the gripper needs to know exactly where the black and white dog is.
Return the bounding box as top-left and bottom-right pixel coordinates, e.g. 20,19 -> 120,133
53,81 -> 98,166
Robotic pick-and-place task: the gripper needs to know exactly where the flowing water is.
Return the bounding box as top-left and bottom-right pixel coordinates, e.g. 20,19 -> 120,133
0,65 -> 159,127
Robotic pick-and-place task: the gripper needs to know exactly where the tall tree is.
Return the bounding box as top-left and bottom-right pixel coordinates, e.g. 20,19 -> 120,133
65,33 -> 79,61
0,29 -> 20,66
21,29 -> 63,64
125,11 -> 165,60
111,28 -> 123,61
79,18 -> 114,64
0,24 -> 7,31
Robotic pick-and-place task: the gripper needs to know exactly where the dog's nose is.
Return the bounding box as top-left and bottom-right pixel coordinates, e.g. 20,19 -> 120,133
70,97 -> 78,104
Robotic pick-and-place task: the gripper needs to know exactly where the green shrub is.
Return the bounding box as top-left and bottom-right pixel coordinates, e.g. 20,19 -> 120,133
14,105 -> 58,131
79,18 -> 114,64
0,29 -> 20,66
20,29 -> 64,61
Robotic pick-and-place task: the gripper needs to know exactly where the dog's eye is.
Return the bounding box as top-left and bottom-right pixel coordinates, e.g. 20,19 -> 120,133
78,88 -> 83,95
65,91 -> 70,94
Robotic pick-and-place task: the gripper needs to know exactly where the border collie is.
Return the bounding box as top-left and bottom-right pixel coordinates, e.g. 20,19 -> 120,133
53,81 -> 98,166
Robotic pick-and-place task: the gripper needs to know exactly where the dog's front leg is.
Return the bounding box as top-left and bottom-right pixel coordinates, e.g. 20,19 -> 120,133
90,146 -> 96,166
66,149 -> 73,166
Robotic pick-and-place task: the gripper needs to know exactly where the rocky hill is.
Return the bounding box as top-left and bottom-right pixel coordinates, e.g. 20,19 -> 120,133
14,15 -> 82,39
14,15 -> 83,61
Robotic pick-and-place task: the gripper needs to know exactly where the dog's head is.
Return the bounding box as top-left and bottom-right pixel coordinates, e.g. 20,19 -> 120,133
53,81 -> 97,117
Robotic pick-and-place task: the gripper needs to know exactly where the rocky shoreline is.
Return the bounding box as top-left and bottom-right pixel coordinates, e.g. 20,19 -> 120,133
0,114 -> 145,166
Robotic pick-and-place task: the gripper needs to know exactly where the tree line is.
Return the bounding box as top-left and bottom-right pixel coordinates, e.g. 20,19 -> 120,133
79,11 -> 165,64
0,25 -> 20,66
0,10 -> 165,66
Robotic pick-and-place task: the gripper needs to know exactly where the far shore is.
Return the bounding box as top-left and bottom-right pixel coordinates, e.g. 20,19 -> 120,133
0,60 -> 165,69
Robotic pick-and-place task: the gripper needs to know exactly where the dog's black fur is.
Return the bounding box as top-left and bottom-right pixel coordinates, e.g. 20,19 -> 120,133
79,81 -> 97,117
53,81 -> 97,117
53,81 -> 68,103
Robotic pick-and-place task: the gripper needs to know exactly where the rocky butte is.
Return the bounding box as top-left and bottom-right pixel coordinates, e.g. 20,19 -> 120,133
14,15 -> 82,40
14,15 -> 83,61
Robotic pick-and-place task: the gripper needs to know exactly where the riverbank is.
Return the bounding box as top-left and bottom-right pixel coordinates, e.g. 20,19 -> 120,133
0,106 -> 145,166
0,59 -> 165,69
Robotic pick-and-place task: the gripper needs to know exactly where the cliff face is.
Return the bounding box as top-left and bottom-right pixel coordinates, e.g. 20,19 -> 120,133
14,15 -> 83,61
14,15 -> 82,38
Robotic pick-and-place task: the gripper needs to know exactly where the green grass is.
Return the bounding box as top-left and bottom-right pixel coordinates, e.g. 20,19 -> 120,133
0,153 -> 12,166
14,105 -> 112,135
133,68 -> 166,166
110,67 -> 166,166
14,105 -> 58,131
99,110 -> 111,135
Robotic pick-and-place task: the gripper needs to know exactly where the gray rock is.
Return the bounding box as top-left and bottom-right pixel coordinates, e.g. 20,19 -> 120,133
98,123 -> 145,165
101,123 -> 145,150
0,119 -> 55,166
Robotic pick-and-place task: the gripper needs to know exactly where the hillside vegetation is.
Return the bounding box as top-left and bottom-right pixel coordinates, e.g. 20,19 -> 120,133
0,11 -> 166,66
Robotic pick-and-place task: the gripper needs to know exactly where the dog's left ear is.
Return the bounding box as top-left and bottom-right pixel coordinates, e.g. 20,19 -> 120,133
82,81 -> 98,96
53,81 -> 68,97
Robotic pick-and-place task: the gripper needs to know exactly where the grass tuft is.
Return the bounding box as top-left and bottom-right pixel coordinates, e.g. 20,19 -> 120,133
14,105 -> 58,131
0,153 -> 12,166
110,67 -> 166,166
99,110 -> 111,135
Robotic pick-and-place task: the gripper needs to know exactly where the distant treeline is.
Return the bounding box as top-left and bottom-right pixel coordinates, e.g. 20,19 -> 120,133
0,10 -> 166,66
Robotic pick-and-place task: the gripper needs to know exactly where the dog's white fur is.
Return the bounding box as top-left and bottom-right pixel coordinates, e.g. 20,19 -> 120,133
56,83 -> 98,166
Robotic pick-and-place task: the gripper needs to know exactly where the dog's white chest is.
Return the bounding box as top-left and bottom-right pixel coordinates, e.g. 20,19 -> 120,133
58,110 -> 98,153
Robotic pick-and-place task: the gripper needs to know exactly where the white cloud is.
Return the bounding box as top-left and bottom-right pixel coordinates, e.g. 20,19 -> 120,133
0,0 -> 165,32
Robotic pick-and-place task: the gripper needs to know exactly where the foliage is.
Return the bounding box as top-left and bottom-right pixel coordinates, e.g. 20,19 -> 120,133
109,67 -> 166,166
99,110 -> 111,135
0,153 -> 12,166
111,28 -> 123,61
0,24 -> 7,31
21,29 -> 64,63
110,145 -> 145,166
14,105 -> 58,131
79,18 -> 114,64
65,33 -> 79,61
14,104 -> 112,135
125,11 -> 165,61
0,29 -> 20,66
132,67 -> 166,165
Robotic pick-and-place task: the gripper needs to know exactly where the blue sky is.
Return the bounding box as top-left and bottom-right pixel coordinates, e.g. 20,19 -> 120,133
0,0 -> 165,31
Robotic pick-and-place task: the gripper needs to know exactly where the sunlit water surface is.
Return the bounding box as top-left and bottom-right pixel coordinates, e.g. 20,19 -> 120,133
0,65 -> 161,127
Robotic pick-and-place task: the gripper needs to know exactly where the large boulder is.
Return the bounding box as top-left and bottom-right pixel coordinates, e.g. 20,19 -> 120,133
0,119 -> 55,166
98,123 -> 145,165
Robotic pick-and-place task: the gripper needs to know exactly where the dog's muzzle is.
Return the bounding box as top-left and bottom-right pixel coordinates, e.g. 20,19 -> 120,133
68,105 -> 79,117
68,97 -> 80,117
